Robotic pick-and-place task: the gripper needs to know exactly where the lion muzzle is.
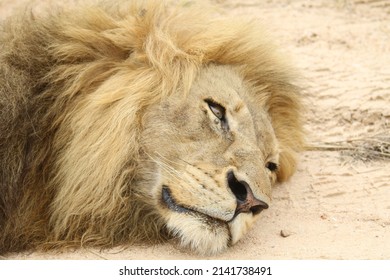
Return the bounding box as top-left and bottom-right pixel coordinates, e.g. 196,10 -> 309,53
227,171 -> 269,220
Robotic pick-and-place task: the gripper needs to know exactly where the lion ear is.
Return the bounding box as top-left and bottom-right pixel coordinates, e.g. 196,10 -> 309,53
266,88 -> 305,183
277,146 -> 299,182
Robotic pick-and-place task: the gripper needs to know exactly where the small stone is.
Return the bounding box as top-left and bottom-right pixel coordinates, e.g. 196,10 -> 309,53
280,230 -> 292,238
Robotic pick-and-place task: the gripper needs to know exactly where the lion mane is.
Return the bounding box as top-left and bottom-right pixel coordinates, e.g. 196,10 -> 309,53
0,0 -> 304,254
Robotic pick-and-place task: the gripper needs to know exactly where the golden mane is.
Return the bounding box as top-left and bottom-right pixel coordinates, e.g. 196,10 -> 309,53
0,0 -> 303,253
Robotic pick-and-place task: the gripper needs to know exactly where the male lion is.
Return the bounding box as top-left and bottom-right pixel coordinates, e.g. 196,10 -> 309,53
0,0 -> 304,255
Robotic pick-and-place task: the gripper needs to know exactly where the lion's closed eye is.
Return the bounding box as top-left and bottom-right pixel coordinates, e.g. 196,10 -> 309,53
266,162 -> 278,172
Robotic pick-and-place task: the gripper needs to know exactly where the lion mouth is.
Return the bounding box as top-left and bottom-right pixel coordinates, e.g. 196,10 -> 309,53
161,186 -> 192,214
161,186 -> 227,224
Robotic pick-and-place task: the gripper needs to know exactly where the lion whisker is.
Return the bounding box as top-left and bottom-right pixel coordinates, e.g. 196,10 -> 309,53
146,153 -> 192,187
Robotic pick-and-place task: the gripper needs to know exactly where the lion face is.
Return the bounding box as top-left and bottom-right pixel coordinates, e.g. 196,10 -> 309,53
141,65 -> 279,254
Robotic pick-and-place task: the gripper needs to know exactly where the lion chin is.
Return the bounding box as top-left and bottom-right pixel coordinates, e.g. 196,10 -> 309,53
0,0 -> 304,256
161,184 -> 265,255
164,199 -> 260,255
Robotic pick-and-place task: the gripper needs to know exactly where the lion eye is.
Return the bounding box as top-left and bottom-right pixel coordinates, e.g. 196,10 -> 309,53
204,99 -> 229,131
205,99 -> 225,120
266,162 -> 278,172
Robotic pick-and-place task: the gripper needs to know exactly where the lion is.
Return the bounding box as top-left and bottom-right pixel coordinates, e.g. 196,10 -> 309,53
0,0 -> 304,256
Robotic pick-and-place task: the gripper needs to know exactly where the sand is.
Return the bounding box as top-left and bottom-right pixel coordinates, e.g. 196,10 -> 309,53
1,0 -> 389,260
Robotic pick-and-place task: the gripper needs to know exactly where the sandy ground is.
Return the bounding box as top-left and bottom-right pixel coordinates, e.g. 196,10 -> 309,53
1,0 -> 389,260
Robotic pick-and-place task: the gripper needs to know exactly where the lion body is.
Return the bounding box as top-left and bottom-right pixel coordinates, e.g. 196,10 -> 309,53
0,1 -> 304,255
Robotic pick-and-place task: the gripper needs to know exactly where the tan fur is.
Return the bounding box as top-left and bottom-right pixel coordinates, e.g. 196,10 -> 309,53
0,0 -> 304,255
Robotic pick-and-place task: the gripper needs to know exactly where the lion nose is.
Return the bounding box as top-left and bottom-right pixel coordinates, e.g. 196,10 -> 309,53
227,171 -> 269,216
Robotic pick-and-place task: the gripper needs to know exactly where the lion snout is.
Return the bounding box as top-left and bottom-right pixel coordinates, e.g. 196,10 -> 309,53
227,171 -> 269,220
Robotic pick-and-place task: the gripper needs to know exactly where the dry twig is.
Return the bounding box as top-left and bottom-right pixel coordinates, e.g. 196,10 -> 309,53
307,133 -> 390,161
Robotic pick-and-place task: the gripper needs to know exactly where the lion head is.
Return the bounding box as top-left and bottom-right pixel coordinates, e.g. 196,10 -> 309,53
141,65 -> 279,254
0,1 -> 304,255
